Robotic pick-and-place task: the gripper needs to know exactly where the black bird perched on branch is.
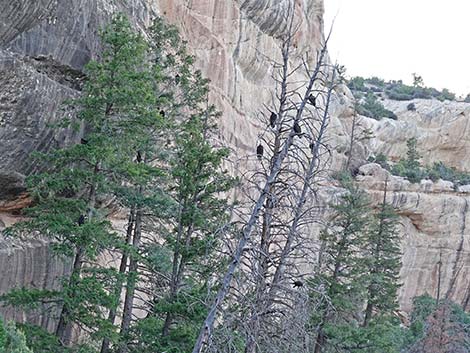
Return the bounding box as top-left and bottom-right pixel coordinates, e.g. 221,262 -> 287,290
78,214 -> 85,226
292,280 -> 304,288
270,112 -> 277,128
80,138 -> 88,145
136,151 -> 142,163
175,74 -> 180,84
309,141 -> 315,151
293,122 -> 302,137
256,144 -> 264,160
308,94 -> 316,107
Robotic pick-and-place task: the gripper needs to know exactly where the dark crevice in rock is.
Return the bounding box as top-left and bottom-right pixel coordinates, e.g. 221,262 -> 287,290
446,197 -> 467,300
0,171 -> 26,201
26,55 -> 86,91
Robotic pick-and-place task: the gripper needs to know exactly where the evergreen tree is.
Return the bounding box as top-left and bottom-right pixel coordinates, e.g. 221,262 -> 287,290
362,178 -> 401,327
405,294 -> 470,353
117,20 -> 237,350
405,137 -> 421,171
0,319 -> 34,353
309,176 -> 404,353
1,14 -> 166,351
310,178 -> 371,353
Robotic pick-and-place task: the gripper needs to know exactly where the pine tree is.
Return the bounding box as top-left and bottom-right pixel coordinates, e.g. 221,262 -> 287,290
362,178 -> 401,327
405,294 -> 470,353
1,14 -> 165,351
310,178 -> 371,353
405,138 -> 421,171
127,80 -> 236,353
0,319 -> 34,353
409,302 -> 468,353
309,176 -> 404,353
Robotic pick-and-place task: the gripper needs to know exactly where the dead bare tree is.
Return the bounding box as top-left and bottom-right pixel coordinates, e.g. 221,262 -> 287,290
192,7 -> 340,352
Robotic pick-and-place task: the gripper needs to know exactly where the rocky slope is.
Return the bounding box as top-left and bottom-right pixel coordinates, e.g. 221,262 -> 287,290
1,0 -> 469,319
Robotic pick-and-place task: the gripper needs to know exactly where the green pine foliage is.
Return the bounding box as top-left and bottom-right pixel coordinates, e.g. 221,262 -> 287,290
310,179 -> 371,352
123,21 -> 236,353
310,177 -> 403,353
0,14 -> 236,353
0,318 -> 34,353
356,93 -> 397,120
404,295 -> 470,352
389,138 -> 470,186
362,185 -> 401,326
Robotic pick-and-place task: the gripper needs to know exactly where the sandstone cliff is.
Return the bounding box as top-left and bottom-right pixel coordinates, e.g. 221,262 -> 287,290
0,0 -> 469,318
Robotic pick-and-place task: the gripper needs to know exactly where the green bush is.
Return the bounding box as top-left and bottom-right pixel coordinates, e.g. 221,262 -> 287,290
388,139 -> 470,186
367,153 -> 391,170
347,76 -> 367,92
357,93 -> 397,120
390,138 -> 424,183
347,76 -> 457,103
423,162 -> 470,187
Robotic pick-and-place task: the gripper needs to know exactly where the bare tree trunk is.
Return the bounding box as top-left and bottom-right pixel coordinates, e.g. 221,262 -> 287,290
55,246 -> 84,345
345,111 -> 357,171
118,204 -> 143,353
100,207 -> 135,353
192,28 -> 333,353
436,252 -> 442,305
268,70 -> 336,302
161,198 -> 187,337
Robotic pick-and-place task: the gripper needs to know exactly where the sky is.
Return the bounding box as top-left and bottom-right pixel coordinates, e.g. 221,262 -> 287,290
324,0 -> 470,96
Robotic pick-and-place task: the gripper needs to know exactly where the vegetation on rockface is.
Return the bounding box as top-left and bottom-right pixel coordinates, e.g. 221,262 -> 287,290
348,76 -> 457,102
0,318 -> 34,353
368,138 -> 470,186
355,93 -> 397,120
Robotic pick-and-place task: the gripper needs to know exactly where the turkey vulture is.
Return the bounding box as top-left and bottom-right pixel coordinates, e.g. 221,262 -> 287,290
309,141 -> 315,151
256,144 -> 264,160
308,94 -> 316,107
160,110 -> 165,117
270,112 -> 277,128
136,151 -> 142,163
175,74 -> 180,84
80,138 -> 88,145
293,122 -> 302,136
292,280 -> 304,288
78,215 -> 85,226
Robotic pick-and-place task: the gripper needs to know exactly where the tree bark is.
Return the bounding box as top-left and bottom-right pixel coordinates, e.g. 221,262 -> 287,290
56,162 -> 99,345
118,205 -> 142,353
100,207 -> 135,353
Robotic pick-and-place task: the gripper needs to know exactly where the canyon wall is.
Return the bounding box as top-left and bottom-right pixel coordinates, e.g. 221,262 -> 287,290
0,0 -> 469,319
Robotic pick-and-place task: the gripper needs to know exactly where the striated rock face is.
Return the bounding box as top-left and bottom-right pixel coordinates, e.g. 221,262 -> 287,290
357,164 -> 470,312
1,0 -> 470,320
155,0 -> 325,165
356,98 -> 470,312
364,98 -> 470,170
0,233 -> 71,330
